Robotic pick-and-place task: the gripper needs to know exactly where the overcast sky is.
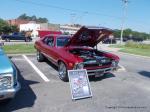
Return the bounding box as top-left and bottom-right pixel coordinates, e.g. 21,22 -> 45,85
0,0 -> 150,33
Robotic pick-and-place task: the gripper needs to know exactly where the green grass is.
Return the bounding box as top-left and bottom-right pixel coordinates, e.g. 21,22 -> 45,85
125,42 -> 150,49
110,42 -> 150,57
120,47 -> 150,57
109,44 -> 124,48
2,44 -> 36,54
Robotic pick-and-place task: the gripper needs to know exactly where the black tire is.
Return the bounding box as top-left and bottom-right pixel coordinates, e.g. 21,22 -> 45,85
58,62 -> 68,82
25,38 -> 27,42
25,38 -> 29,42
5,38 -> 10,42
37,50 -> 45,62
29,37 -> 32,42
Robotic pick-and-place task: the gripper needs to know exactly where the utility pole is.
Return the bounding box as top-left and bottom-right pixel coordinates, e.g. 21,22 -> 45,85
70,13 -> 76,25
120,0 -> 129,44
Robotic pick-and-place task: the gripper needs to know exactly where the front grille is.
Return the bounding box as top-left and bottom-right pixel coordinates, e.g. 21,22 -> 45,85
84,63 -> 99,67
84,62 -> 111,67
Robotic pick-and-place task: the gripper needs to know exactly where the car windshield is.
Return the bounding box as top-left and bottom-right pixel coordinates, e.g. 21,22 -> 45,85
57,37 -> 70,47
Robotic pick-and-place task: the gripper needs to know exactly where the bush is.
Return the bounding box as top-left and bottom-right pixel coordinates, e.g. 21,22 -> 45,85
125,41 -> 150,49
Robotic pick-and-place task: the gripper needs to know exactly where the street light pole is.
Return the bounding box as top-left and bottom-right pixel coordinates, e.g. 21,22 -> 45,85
120,0 -> 129,44
70,13 -> 76,25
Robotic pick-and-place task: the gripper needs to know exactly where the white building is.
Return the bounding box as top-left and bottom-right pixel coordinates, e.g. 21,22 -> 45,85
20,22 -> 40,38
60,25 -> 80,35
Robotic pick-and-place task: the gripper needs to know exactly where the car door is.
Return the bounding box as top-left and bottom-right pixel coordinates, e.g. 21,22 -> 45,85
12,32 -> 18,40
42,36 -> 57,65
18,33 -> 25,40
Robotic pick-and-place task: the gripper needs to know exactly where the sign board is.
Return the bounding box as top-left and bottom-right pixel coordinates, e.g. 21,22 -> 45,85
68,69 -> 92,100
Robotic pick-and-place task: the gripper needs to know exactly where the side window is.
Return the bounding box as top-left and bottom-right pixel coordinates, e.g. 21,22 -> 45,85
43,36 -> 49,44
43,36 -> 54,47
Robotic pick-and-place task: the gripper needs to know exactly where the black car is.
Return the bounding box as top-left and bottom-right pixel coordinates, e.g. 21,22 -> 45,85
1,32 -> 32,42
102,38 -> 116,44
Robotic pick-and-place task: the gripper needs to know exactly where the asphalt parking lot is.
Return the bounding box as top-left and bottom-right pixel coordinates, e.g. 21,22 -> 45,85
0,52 -> 150,112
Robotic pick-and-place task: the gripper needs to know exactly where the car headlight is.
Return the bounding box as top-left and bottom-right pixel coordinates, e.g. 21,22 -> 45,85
0,74 -> 13,90
111,60 -> 118,67
74,63 -> 84,69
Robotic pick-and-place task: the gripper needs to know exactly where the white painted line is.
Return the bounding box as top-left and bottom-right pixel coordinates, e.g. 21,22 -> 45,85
22,55 -> 50,82
12,58 -> 25,61
117,64 -> 126,71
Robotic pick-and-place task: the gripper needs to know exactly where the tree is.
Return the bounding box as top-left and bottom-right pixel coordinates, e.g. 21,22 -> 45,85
0,18 -> 10,34
113,28 -> 150,40
11,25 -> 19,32
0,18 -> 19,34
37,17 -> 48,23
18,13 -> 28,20
31,15 -> 37,21
17,13 -> 48,23
2,25 -> 12,34
113,29 -> 121,38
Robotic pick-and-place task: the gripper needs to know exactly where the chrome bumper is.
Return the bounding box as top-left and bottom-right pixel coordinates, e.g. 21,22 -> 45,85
0,82 -> 21,100
87,67 -> 115,76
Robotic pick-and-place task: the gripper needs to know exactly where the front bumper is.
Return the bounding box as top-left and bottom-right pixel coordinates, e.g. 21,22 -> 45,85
87,67 -> 115,76
0,82 -> 21,100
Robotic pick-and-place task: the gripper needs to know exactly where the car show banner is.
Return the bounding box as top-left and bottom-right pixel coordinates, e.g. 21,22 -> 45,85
68,69 -> 92,100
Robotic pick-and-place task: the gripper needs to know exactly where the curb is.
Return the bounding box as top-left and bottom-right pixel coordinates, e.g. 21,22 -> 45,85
7,53 -> 36,56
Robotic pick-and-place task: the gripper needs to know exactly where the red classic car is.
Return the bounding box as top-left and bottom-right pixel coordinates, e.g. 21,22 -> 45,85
34,26 -> 119,81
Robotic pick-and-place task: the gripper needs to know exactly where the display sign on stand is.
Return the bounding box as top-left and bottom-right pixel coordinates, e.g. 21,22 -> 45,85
68,69 -> 92,100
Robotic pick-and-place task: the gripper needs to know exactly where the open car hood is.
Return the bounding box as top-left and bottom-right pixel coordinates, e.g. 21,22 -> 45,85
66,26 -> 112,47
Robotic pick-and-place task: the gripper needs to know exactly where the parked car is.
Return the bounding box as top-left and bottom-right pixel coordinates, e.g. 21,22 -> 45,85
35,26 -> 120,81
0,43 -> 20,101
1,32 -> 32,42
102,38 -> 116,44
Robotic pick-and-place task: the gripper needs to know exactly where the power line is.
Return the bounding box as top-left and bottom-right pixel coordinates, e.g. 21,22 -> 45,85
15,0 -> 122,20
13,0 -> 150,33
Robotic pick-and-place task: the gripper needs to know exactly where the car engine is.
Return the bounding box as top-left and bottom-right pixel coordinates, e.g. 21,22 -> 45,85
69,49 -> 112,67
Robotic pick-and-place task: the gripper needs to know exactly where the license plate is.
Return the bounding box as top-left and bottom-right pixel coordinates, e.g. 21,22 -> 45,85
95,71 -> 104,77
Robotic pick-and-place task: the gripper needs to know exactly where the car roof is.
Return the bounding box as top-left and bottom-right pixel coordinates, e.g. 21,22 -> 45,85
45,34 -> 71,38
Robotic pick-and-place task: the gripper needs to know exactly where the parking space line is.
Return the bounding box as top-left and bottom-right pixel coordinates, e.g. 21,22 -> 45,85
118,64 -> 126,71
22,55 -> 50,82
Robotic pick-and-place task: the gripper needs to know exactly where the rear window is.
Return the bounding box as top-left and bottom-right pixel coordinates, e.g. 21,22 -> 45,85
56,37 -> 70,47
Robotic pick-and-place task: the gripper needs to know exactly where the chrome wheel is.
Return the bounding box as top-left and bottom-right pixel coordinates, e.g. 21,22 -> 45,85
37,50 -> 44,62
58,62 -> 68,82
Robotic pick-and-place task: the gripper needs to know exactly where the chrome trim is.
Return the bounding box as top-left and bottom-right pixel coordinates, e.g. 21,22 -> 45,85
73,62 -> 84,69
41,52 -> 57,64
0,74 -> 13,89
87,67 -> 114,76
0,82 -> 21,100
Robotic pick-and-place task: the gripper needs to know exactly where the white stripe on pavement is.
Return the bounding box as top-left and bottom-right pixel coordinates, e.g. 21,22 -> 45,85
22,55 -> 50,82
118,64 -> 126,71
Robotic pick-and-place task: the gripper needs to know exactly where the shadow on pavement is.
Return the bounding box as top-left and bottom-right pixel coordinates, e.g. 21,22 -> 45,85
45,59 -> 58,71
45,59 -> 116,82
138,71 -> 150,78
0,65 -> 39,112
89,73 -> 115,82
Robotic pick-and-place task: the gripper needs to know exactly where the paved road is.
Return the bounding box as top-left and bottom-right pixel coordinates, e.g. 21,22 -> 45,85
0,53 -> 150,112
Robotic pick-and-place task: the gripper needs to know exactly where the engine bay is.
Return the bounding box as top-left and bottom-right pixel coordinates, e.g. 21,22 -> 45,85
69,48 -> 112,66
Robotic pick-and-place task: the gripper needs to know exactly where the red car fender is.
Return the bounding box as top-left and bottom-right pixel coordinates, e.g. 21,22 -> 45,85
103,52 -> 120,61
57,50 -> 83,70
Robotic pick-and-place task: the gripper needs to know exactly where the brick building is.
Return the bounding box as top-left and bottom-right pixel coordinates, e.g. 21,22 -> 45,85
7,19 -> 30,27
